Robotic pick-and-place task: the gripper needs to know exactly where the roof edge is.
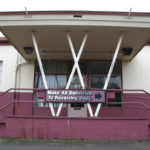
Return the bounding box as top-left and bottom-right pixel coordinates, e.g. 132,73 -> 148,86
0,10 -> 150,17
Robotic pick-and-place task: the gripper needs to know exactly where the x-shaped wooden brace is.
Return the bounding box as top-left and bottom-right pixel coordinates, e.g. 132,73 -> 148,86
56,32 -> 93,117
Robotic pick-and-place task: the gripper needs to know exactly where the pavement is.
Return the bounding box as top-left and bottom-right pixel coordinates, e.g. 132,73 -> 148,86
0,139 -> 150,150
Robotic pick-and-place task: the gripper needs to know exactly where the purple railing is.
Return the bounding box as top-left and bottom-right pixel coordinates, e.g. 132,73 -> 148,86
0,88 -> 45,97
106,89 -> 150,100
0,88 -> 150,117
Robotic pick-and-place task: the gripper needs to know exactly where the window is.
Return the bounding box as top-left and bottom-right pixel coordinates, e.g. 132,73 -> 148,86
35,61 -> 67,89
69,61 -> 87,75
89,61 -> 122,107
0,61 -> 3,85
35,61 -> 67,107
89,61 -> 121,75
108,76 -> 121,89
89,61 -> 121,89
90,76 -> 105,89
37,75 -> 67,89
90,76 -> 121,89
43,62 -> 67,74
34,60 -> 122,107
70,75 -> 87,89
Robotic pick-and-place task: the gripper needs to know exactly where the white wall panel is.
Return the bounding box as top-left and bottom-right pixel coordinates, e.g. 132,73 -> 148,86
0,46 -> 35,92
123,46 -> 150,92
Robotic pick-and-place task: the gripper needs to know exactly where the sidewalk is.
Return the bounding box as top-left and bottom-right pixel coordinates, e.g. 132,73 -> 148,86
0,139 -> 150,150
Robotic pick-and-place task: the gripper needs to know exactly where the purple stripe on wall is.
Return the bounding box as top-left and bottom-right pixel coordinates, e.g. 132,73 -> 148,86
0,92 -> 150,140
5,116 -> 149,140
0,37 -> 10,46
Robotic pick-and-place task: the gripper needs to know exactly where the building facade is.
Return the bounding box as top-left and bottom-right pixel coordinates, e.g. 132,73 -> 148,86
0,11 -> 150,140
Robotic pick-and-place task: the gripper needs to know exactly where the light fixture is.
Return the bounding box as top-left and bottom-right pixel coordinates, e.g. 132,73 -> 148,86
122,48 -> 133,55
23,46 -> 34,55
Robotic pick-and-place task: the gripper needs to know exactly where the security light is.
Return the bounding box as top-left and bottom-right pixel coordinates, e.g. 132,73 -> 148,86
122,48 -> 133,55
23,46 -> 33,54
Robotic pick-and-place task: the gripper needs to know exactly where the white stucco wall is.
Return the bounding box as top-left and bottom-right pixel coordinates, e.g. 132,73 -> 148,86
0,45 -> 35,92
122,46 -> 150,92
0,46 -> 17,91
1,44 -> 150,93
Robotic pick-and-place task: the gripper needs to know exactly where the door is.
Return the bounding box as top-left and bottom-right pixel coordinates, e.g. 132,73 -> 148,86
68,75 -> 87,117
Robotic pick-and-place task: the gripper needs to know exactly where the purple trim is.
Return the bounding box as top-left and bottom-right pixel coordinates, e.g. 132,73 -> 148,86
0,37 -> 7,41
0,10 -> 150,17
107,89 -> 150,96
107,102 -> 150,110
0,37 -> 10,46
124,95 -> 150,101
7,115 -> 147,120
146,43 -> 150,46
0,90 -> 150,139
5,116 -> 149,140
0,88 -> 45,97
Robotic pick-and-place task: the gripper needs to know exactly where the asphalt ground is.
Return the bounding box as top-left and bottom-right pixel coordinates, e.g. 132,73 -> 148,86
0,139 -> 150,150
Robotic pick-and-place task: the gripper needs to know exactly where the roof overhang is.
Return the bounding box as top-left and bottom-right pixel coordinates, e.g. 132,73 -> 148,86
1,11 -> 150,61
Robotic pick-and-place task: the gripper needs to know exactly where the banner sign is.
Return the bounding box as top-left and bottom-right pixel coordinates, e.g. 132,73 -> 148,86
46,89 -> 105,103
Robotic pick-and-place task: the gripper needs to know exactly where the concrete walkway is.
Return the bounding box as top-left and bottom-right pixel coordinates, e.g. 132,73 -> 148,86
0,139 -> 150,150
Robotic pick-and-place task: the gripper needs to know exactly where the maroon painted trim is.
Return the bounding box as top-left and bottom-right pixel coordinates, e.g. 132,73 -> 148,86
146,43 -> 150,46
107,89 -> 150,96
0,37 -> 10,46
107,102 -> 150,110
123,105 -> 150,111
0,37 -> 7,40
1,88 -> 150,110
1,99 -> 150,115
7,115 -> 148,120
0,11 -> 150,17
0,88 -> 43,97
124,95 -> 150,101
1,88 -> 150,96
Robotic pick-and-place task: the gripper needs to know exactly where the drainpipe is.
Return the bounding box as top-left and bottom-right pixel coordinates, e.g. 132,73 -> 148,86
14,54 -> 28,90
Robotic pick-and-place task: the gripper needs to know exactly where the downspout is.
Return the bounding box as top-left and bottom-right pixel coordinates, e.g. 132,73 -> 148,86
14,54 -> 28,91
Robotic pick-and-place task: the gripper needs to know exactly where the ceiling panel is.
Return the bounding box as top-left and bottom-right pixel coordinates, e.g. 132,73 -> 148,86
1,26 -> 150,61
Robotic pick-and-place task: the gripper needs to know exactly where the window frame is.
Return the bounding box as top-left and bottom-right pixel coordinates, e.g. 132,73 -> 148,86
34,60 -> 122,108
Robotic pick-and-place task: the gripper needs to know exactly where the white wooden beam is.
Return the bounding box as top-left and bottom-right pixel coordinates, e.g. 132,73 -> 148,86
56,32 -> 93,117
32,32 -> 55,117
94,33 -> 124,117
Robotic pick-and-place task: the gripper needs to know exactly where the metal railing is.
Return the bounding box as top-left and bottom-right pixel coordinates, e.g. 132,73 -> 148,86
0,88 -> 150,117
